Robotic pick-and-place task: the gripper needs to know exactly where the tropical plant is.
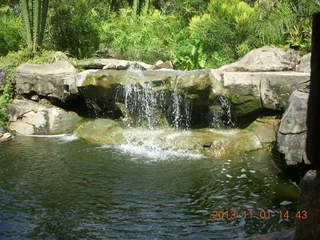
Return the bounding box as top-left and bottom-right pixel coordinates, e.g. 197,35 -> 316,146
20,0 -> 49,52
47,0 -> 100,58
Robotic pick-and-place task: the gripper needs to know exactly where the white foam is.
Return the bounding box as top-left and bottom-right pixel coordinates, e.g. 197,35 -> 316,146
23,134 -> 78,142
103,143 -> 203,161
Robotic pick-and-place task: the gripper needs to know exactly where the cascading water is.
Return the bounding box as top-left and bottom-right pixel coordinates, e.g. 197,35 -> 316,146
116,72 -> 191,130
113,69 -> 235,158
209,95 -> 234,128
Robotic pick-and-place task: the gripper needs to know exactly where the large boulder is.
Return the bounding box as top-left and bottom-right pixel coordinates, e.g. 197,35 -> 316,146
8,99 -> 82,135
0,66 -> 7,89
296,53 -> 311,73
14,61 -> 77,101
219,46 -> 299,72
222,71 -> 310,116
295,170 -> 320,240
277,90 -> 309,165
78,59 -> 153,70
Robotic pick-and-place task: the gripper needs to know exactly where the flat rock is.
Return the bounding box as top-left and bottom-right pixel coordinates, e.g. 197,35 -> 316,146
75,119 -> 263,159
14,61 -> 77,100
8,99 -> 82,135
78,59 -> 153,70
219,46 -> 300,72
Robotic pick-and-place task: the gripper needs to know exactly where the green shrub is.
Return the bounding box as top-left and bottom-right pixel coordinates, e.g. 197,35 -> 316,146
47,1 -> 100,59
99,8 -> 184,64
0,6 -> 24,56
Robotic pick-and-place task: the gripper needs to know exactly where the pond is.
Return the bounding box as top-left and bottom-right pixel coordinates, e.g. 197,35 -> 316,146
0,136 -> 298,239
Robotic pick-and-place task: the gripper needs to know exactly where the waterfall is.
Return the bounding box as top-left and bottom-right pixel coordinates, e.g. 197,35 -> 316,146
121,83 -> 166,129
116,83 -> 191,129
210,96 -> 234,128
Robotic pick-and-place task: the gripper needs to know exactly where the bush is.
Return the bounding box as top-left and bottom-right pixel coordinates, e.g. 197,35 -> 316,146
47,1 -> 100,59
99,8 -> 184,64
0,5 -> 24,56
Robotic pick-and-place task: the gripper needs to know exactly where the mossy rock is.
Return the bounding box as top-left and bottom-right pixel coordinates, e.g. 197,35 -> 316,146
74,118 -> 125,145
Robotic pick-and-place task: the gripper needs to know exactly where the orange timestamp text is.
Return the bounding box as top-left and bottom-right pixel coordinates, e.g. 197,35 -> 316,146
211,209 -> 308,220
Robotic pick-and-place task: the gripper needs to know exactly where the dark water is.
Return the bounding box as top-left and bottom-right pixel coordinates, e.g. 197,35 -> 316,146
0,136 -> 297,240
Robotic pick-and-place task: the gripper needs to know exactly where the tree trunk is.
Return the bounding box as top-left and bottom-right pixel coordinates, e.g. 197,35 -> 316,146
133,0 -> 139,15
306,12 -> 320,170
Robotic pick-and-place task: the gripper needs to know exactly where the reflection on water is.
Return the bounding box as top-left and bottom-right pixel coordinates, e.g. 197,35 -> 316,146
0,137 -> 297,239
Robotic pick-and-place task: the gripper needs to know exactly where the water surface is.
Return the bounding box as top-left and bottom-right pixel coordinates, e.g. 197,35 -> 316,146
0,136 -> 297,239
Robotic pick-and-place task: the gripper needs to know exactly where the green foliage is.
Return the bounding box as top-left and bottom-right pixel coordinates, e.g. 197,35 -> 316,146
0,0 -> 317,70
0,5 -> 24,56
0,69 -> 14,127
47,0 -> 100,58
20,0 -> 49,52
99,9 -> 184,63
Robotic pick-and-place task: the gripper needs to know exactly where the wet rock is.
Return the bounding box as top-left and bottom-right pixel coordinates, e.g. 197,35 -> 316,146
0,132 -> 13,143
294,170 -> 320,240
14,61 -> 77,101
8,99 -> 82,135
219,46 -> 299,72
223,72 -> 262,116
296,53 -> 311,73
223,72 -> 309,116
75,119 -> 263,159
74,118 -> 125,145
247,116 -> 280,146
277,90 -> 309,165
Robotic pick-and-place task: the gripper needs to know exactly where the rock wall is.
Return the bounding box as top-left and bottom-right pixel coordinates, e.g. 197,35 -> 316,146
6,46 -> 312,166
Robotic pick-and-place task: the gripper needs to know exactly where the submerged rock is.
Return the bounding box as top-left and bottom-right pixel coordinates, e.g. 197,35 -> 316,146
277,90 -> 309,165
74,118 -> 124,145
14,61 -> 77,101
75,119 -> 263,159
8,99 -> 82,135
